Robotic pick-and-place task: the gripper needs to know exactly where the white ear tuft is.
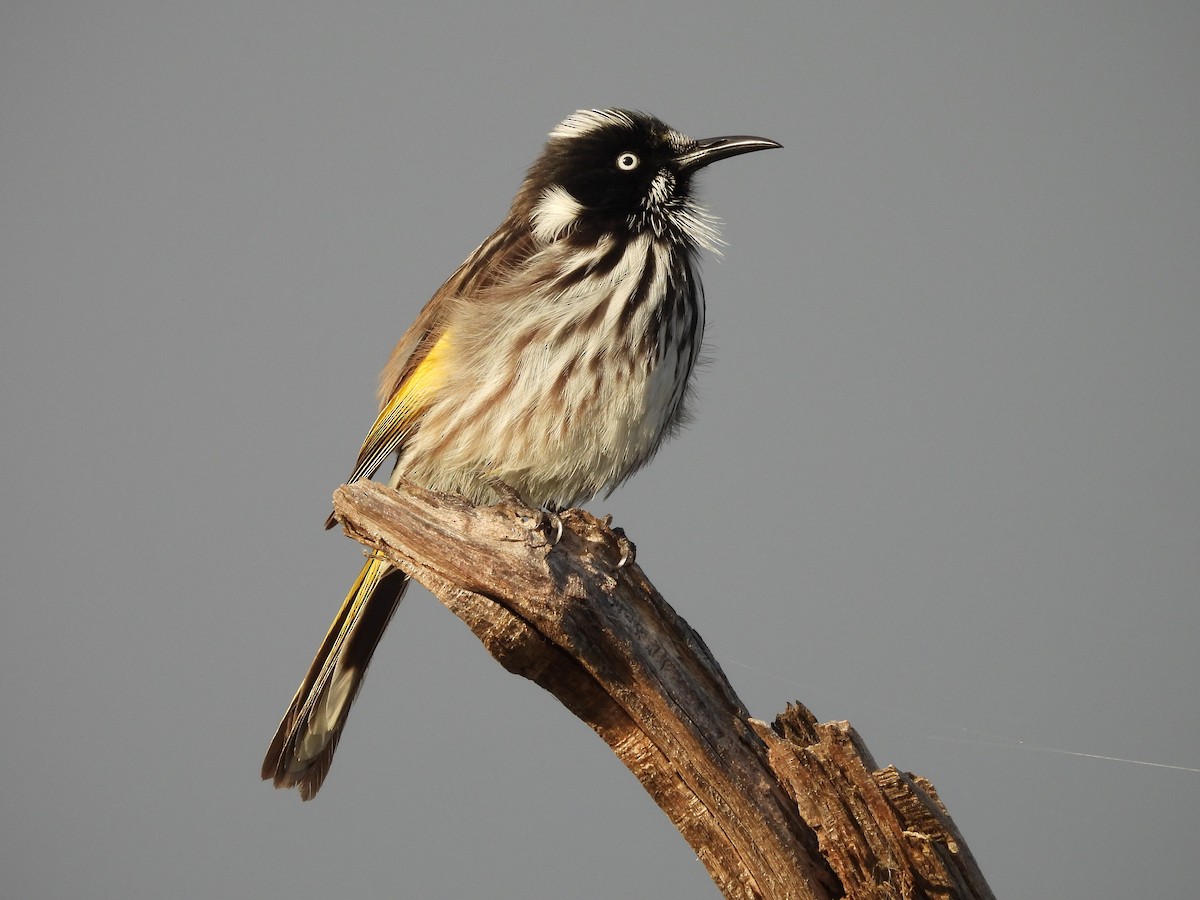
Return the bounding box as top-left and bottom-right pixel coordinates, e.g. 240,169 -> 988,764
531,185 -> 584,243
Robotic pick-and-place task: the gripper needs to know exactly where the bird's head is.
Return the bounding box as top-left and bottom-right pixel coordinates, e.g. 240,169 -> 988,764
522,109 -> 780,251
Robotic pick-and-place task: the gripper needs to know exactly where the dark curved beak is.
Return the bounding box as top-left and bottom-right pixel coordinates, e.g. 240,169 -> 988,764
675,135 -> 782,172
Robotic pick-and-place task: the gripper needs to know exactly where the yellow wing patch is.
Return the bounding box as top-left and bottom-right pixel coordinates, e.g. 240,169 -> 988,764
343,330 -> 453,485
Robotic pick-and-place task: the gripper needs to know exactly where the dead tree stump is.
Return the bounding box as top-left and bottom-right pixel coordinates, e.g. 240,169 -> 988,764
331,479 -> 994,900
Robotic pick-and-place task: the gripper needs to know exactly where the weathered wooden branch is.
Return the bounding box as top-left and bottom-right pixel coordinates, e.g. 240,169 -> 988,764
332,479 -> 995,900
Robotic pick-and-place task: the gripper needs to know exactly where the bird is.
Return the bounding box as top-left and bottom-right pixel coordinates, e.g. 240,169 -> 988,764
262,108 -> 780,799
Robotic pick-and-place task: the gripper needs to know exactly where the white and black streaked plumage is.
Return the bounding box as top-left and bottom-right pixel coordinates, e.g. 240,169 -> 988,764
264,109 -> 780,798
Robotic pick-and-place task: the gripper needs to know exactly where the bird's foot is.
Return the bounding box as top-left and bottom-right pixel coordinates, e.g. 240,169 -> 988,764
487,478 -> 563,546
599,514 -> 636,568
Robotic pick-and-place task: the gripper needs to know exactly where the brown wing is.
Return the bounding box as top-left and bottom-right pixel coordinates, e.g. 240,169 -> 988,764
324,220 -> 536,528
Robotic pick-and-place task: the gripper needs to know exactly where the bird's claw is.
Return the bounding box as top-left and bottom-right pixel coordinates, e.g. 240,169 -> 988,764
538,507 -> 564,546
597,514 -> 634,567
613,528 -> 636,569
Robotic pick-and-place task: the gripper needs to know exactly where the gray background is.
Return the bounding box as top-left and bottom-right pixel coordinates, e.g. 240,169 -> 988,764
2,2 -> 1197,898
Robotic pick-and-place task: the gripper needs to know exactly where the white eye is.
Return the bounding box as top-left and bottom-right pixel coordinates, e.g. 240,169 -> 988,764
616,151 -> 640,171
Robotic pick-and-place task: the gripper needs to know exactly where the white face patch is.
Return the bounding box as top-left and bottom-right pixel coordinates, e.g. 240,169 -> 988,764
550,108 -> 636,140
531,184 -> 584,243
630,177 -> 724,254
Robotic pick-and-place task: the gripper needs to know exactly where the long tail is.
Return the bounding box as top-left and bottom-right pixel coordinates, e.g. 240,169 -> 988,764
262,551 -> 409,799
